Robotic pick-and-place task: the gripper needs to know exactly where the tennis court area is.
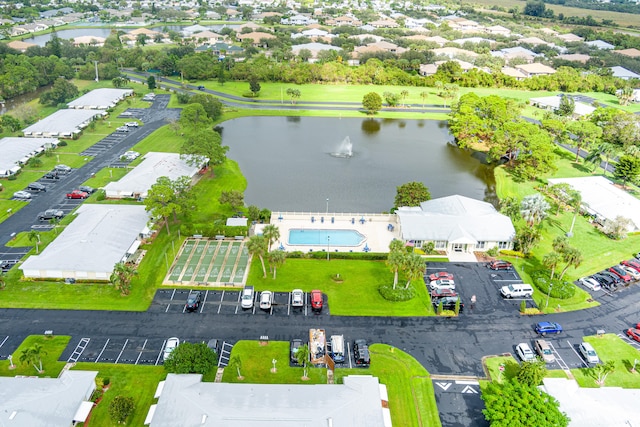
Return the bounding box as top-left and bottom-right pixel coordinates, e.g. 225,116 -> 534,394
164,239 -> 250,286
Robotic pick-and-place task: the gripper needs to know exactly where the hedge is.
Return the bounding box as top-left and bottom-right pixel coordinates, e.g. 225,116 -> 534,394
378,283 -> 415,301
530,271 -> 576,299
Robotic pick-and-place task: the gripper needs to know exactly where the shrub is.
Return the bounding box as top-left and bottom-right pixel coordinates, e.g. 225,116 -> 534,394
378,284 -> 415,301
500,249 -> 526,258
423,241 -> 436,255
531,271 -> 576,299
95,190 -> 106,201
309,251 -> 387,261
109,395 -> 135,424
486,247 -> 499,257
58,141 -> 67,146
520,300 -> 526,313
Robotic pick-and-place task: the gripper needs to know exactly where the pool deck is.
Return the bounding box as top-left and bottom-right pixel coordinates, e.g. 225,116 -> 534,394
267,212 -> 399,253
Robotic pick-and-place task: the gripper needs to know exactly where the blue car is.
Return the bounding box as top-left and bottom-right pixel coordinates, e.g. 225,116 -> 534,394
535,322 -> 563,336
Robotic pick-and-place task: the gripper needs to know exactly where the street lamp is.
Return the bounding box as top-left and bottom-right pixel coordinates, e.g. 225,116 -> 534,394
327,235 -> 330,261
326,198 -> 329,214
545,283 -> 553,309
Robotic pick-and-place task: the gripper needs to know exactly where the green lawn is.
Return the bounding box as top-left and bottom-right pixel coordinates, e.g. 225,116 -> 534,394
0,335 -> 70,378
335,344 -> 441,427
572,334 -> 640,388
130,125 -> 184,154
246,257 -> 433,316
483,355 -> 520,383
73,363 -> 166,427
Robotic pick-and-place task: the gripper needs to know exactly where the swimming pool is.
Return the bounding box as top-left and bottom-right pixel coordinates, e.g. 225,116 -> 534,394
288,229 -> 366,246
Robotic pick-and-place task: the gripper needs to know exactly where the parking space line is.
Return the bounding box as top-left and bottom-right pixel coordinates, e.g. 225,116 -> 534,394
135,339 -> 148,365
200,290 -> 209,313
618,333 -> 640,350
347,342 -> 352,369
95,339 -> 110,363
155,340 -> 166,366
115,339 -> 129,364
548,342 -> 572,376
567,340 -> 589,368
0,336 -> 9,349
165,302 -> 171,313
170,289 -> 176,300
218,290 -> 224,314
287,292 -> 291,316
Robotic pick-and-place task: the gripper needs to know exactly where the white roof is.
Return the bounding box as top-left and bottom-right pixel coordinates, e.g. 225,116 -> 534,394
0,137 -> 58,173
20,204 -> 149,277
226,217 -> 248,227
149,374 -> 387,427
292,42 -> 341,53
529,96 -> 596,116
104,152 -> 202,198
67,88 -> 133,109
397,195 -> 515,243
0,370 -> 97,427
541,378 -> 640,427
611,66 -> 640,79
22,109 -> 103,136
548,176 -> 640,231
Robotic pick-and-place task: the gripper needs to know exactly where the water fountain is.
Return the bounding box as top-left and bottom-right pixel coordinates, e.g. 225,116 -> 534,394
330,136 -> 353,158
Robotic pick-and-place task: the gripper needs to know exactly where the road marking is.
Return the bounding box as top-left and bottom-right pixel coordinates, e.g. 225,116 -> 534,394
567,340 -> 589,368
461,385 -> 478,394
347,341 -> 352,369
455,380 -> 479,385
200,290 -> 208,313
115,339 -> 129,364
0,336 -> 9,349
217,290 -> 224,314
68,338 -> 90,363
435,382 -> 451,391
95,339 -> 110,363
170,289 -> 176,300
618,333 -> 640,350
135,339 -> 148,365
156,340 -> 166,366
287,292 -> 291,316
492,279 -> 524,282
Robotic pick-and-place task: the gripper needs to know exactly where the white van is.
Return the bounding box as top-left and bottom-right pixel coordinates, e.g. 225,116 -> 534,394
500,284 -> 534,298
330,335 -> 345,363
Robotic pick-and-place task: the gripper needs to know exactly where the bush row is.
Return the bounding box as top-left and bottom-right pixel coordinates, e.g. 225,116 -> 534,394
378,283 -> 415,302
531,271 -> 576,299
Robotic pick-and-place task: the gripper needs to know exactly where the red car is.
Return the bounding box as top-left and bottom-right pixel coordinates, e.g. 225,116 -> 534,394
428,271 -> 454,282
621,259 -> 640,273
626,326 -> 640,343
430,288 -> 457,299
66,190 -> 89,199
310,290 -> 323,312
609,265 -> 632,283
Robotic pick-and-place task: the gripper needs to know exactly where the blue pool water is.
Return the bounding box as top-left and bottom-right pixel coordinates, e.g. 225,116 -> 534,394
288,229 -> 365,246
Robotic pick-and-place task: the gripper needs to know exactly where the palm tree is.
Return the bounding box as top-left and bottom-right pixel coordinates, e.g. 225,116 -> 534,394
267,250 -> 286,279
542,252 -> 561,280
567,190 -> 583,236
585,143 -> 617,175
247,235 -> 268,278
558,247 -> 583,279
228,354 -> 243,380
520,194 -> 550,226
617,86 -> 634,106
28,230 -> 40,254
296,343 -> 310,380
402,252 -> 426,289
110,262 -> 136,296
386,239 -> 406,289
400,89 -> 409,107
49,217 -> 61,235
420,91 -> 428,108
262,224 -> 280,252
20,343 -> 46,373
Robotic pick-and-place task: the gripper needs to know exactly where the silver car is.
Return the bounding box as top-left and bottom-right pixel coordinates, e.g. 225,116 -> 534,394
516,342 -> 536,362
163,337 -> 179,360
13,190 -> 31,199
579,277 -> 601,291
291,289 -> 304,307
579,342 -> 600,364
534,339 -> 555,363
259,290 -> 273,310
240,286 -> 254,309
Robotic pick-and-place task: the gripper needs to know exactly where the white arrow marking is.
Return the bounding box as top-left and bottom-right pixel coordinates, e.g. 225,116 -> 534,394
461,385 -> 478,394
435,382 -> 452,391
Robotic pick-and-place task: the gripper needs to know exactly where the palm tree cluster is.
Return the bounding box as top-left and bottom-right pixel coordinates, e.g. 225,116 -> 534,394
20,343 -> 46,374
386,239 -> 425,290
247,224 -> 286,279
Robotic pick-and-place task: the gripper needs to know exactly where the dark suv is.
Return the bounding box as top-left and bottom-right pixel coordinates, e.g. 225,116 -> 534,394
353,339 -> 370,367
487,260 -> 513,270
185,291 -> 202,312
27,182 -> 46,192
290,339 -> 303,364
38,209 -> 64,221
433,296 -> 464,311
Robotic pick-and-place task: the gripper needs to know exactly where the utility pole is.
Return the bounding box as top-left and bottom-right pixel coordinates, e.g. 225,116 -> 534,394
94,60 -> 99,82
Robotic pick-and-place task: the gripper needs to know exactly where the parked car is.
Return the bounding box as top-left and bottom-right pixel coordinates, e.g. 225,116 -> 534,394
621,259 -> 640,272
578,277 -> 601,292
206,339 -> 220,355
43,171 -> 60,179
116,126 -> 129,132
591,273 -> 617,290
433,296 -> 463,311
259,290 -> 273,310
120,111 -> 133,117
13,190 -> 32,199
66,190 -> 89,199
78,185 -> 95,194
163,337 -> 179,360
291,289 -> 304,307
579,342 -> 600,364
310,290 -> 323,312
38,209 -> 64,221
197,85 -> 205,90
626,326 -> 640,343
290,339 -> 303,364
516,342 -> 536,362
27,182 -> 46,192
353,339 -> 370,367
428,271 -> 454,282
534,339 -> 555,363
429,279 -> 455,291
240,286 -> 254,309
620,265 -> 640,280
487,260 -> 513,270
500,284 -> 534,298
609,265 -> 632,283
535,321 -> 563,336
122,151 -> 140,161
125,121 -> 139,127
54,164 -> 72,173
185,291 -> 202,312
600,270 -> 623,284
430,288 -> 457,299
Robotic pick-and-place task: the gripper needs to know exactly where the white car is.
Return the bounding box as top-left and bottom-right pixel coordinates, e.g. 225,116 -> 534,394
54,164 -> 72,173
429,279 -> 455,291
116,126 -> 129,132
516,342 -> 536,362
120,111 -> 133,117
163,337 -> 180,360
125,121 -> 139,127
13,190 -> 32,199
620,265 -> 640,280
122,151 -> 140,161
240,286 -> 254,309
579,277 -> 601,291
579,342 -> 600,364
259,290 -> 273,310
291,289 -> 304,307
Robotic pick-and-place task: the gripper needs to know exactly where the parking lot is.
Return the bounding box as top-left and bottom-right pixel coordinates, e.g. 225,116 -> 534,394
149,288 -> 329,317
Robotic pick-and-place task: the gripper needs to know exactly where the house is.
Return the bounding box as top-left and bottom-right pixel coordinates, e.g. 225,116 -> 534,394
500,66 -> 528,80
610,66 -> 640,80
72,35 -> 106,46
540,28 -> 559,36
190,30 -> 226,45
181,24 -> 209,36
445,17 -> 481,32
327,15 -> 362,26
518,36 -> 551,46
237,31 -> 276,47
22,110 -> 104,138
485,25 -> 511,36
403,35 -> 447,46
395,195 -> 515,254
67,88 -> 133,110
432,47 -> 479,60
7,40 -> 36,52
613,48 -> 640,58
556,53 -> 591,64
529,95 -> 596,118
419,59 -> 478,76
369,19 -> 399,28
557,33 -> 583,43
281,14 -> 317,25
515,63 -> 556,77
0,137 -> 58,177
146,374 -> 391,427
585,40 -> 614,50
292,42 -> 341,62
494,46 -> 539,64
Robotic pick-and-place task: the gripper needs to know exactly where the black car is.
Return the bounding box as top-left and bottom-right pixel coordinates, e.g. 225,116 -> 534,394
353,339 -> 370,367
290,339 -> 303,364
591,273 -> 618,291
600,270 -> 622,284
185,291 -> 202,312
78,185 -> 95,194
197,85 -> 205,90
43,171 -> 60,179
27,182 -> 46,192
433,296 -> 464,311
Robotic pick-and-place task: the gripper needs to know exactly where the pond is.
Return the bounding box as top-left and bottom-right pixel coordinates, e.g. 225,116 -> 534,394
220,117 -> 496,213
22,28 -> 114,46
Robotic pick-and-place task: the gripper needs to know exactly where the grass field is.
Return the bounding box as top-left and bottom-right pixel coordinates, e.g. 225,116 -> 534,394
571,334 -> 640,388
245,257 -> 433,316
0,335 -> 70,378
